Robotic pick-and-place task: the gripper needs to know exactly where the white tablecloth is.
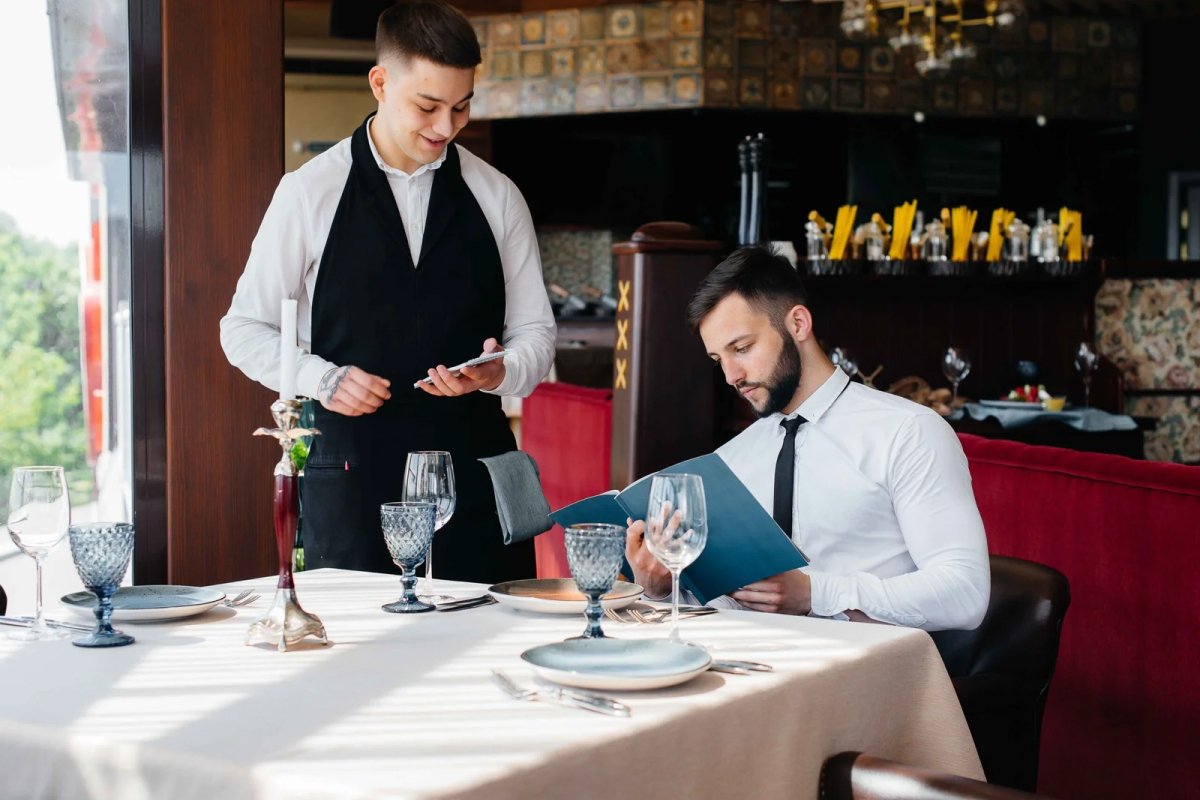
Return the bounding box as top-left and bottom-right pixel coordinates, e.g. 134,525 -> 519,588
0,568 -> 982,800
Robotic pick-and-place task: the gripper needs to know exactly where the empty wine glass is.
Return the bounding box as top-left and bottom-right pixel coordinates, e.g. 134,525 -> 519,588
645,474 -> 708,643
942,347 -> 972,407
380,501 -> 438,613
403,451 -> 455,603
1074,342 -> 1099,408
6,466 -> 71,641
564,523 -> 627,639
68,522 -> 136,648
830,347 -> 860,380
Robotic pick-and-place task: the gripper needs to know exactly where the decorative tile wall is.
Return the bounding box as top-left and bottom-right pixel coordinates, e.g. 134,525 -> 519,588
469,0 -> 1140,121
1095,278 -> 1200,463
537,228 -> 615,299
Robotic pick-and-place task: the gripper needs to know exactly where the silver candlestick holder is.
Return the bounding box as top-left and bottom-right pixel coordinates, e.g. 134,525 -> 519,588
247,398 -> 328,651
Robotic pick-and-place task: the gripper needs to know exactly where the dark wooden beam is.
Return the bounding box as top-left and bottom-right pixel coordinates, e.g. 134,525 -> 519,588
162,0 -> 282,585
130,0 -> 168,584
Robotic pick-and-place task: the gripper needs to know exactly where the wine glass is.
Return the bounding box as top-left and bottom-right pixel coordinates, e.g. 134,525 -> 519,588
564,523 -> 627,639
380,501 -> 438,613
6,466 -> 71,641
403,451 -> 456,603
830,347 -> 860,380
68,523 -> 136,647
942,347 -> 972,407
644,474 -> 708,643
1074,342 -> 1099,408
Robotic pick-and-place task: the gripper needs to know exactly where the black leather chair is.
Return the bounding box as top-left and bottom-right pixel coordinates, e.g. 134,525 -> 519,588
930,556 -> 1071,793
0,581 -> 7,615
819,752 -> 1060,800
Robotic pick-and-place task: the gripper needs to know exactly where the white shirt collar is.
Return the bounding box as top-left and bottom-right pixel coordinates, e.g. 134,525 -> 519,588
366,114 -> 447,179
776,366 -> 851,425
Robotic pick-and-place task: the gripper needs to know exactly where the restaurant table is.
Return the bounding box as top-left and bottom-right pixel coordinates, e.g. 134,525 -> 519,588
0,569 -> 982,800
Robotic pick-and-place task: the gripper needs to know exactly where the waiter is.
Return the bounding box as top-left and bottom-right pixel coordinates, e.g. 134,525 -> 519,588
220,0 -> 555,582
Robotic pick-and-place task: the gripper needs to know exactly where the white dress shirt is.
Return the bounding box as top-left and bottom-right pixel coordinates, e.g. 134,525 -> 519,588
220,116 -> 556,399
713,367 -> 990,631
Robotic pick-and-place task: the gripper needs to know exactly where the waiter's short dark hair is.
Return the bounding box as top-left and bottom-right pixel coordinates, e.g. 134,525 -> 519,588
376,1 -> 482,70
685,245 -> 809,333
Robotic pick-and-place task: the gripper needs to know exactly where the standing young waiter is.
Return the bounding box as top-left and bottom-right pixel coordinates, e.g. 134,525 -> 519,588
220,0 -> 555,582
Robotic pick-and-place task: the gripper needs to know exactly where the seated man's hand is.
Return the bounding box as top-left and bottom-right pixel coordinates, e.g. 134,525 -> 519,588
418,338 -> 506,397
730,569 -> 812,615
318,365 -> 391,416
625,519 -> 671,599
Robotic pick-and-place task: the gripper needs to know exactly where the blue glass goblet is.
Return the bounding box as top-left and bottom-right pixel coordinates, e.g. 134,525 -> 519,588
68,522 -> 135,648
381,501 -> 437,613
564,523 -> 626,639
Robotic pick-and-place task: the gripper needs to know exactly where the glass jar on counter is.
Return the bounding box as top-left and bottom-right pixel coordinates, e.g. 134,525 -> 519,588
1004,218 -> 1030,262
805,220 -> 829,262
864,221 -> 885,261
922,219 -> 948,262
1033,220 -> 1060,262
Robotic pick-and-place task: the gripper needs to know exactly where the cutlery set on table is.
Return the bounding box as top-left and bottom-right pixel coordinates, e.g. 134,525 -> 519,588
435,574 -> 775,718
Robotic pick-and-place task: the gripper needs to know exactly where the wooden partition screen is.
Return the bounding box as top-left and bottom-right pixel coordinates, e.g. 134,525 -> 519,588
610,223 -> 725,488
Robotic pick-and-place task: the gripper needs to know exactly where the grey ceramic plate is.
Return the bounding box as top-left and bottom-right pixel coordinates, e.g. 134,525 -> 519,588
978,399 -> 1047,409
521,638 -> 712,690
488,578 -> 642,615
61,585 -> 226,622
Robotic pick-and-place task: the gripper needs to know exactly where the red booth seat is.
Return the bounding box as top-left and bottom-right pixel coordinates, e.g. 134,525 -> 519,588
958,434 -> 1200,800
521,385 -> 1200,799
521,382 -> 613,580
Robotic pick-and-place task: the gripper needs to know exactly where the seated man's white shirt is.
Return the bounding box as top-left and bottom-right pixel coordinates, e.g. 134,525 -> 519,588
712,367 -> 990,631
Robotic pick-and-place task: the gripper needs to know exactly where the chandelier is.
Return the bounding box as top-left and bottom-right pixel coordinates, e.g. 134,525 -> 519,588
840,0 -> 1026,77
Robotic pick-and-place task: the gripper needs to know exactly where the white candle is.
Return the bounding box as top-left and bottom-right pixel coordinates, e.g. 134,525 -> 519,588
280,298 -> 297,400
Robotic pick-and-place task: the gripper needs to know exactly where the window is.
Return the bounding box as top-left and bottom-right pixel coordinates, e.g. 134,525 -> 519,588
0,1 -> 132,603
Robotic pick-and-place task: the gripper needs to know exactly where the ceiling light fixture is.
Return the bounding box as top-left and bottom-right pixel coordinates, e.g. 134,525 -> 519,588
839,0 -> 1026,78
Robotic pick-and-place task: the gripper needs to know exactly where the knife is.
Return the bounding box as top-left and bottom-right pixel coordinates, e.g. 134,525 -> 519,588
710,658 -> 774,675
436,595 -> 497,612
533,679 -> 632,717
0,615 -> 93,633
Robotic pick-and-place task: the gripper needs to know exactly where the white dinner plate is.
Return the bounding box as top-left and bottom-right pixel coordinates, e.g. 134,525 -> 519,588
978,399 -> 1047,410
521,638 -> 713,691
487,578 -> 642,615
60,585 -> 226,622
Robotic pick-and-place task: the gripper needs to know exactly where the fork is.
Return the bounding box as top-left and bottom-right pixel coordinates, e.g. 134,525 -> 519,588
491,670 -> 630,717
630,607 -> 718,624
222,589 -> 259,607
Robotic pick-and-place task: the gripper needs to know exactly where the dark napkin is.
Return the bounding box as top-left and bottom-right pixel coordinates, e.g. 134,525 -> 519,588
478,451 -> 553,545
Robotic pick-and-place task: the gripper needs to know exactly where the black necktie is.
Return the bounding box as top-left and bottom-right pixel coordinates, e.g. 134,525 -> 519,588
773,415 -> 807,535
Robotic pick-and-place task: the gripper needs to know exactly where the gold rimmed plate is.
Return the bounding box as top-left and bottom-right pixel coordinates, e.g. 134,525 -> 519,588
487,578 -> 643,615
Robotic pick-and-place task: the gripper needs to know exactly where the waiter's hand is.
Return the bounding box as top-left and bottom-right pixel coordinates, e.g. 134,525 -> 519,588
625,518 -> 672,599
730,570 -> 812,615
418,338 -> 506,397
317,365 -> 391,416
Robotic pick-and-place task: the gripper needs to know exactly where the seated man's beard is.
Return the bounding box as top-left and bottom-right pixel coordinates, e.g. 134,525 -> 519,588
738,334 -> 802,418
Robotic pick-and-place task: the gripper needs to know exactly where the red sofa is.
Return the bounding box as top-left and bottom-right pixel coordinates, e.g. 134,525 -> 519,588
959,434 -> 1200,800
522,385 -> 1200,799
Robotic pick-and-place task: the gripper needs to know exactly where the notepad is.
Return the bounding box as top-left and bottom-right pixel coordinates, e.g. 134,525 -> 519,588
550,453 -> 808,604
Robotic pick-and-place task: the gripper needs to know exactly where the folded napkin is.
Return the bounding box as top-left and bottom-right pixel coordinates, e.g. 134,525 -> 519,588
478,451 -> 553,544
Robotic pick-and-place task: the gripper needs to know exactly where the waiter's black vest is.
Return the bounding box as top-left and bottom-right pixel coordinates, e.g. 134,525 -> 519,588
301,116 -> 534,582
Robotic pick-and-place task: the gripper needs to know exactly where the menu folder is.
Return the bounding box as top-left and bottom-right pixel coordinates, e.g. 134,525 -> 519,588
550,454 -> 807,605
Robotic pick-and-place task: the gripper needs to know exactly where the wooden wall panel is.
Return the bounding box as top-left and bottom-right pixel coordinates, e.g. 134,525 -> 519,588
163,0 -> 283,585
